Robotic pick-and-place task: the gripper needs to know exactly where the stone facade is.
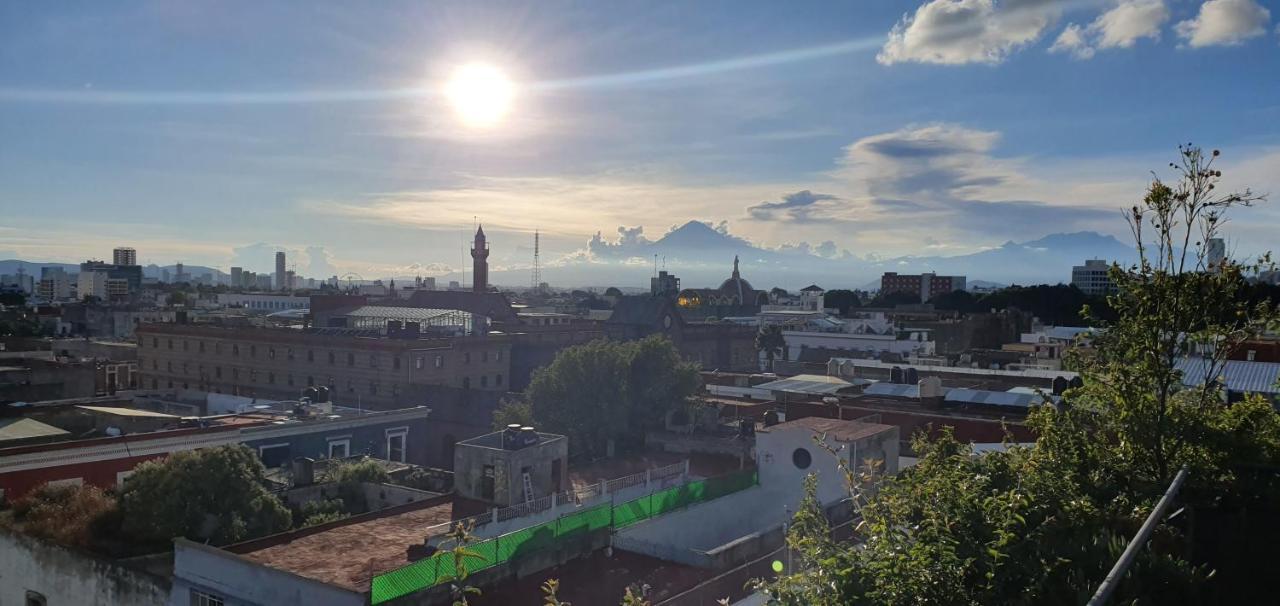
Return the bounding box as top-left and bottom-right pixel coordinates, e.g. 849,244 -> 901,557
136,323 -> 511,409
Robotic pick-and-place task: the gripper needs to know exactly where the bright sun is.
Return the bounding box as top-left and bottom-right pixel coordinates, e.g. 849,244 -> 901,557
445,63 -> 515,128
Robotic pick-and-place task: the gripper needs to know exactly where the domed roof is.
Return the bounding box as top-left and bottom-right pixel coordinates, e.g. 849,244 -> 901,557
717,255 -> 755,301
603,286 -> 623,296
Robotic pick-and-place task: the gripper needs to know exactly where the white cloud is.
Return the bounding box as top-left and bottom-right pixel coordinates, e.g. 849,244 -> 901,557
1175,0 -> 1271,47
1049,23 -> 1096,59
1050,1 -> 1170,59
878,0 -> 1062,65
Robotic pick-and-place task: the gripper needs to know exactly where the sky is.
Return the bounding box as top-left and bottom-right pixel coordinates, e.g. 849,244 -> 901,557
2,0 -> 1278,283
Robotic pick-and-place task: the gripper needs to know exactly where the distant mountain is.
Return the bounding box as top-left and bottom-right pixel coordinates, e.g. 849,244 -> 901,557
872,231 -> 1137,286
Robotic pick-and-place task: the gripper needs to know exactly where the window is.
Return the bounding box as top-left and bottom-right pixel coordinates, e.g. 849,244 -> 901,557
496,374 -> 503,387
167,361 -> 173,372
369,381 -> 378,395
167,338 -> 173,350
233,368 -> 239,379
792,448 -> 812,470
434,355 -> 444,369
151,378 -> 157,389
199,341 -> 205,353
250,370 -> 258,382
496,349 -> 503,362
233,344 -> 240,357
328,439 -> 350,459
414,356 -> 424,370
347,352 -> 355,366
268,347 -> 275,359
152,337 -> 158,348
268,373 -> 275,384
307,349 -> 314,362
462,377 -> 471,389
190,589 -> 225,606
328,351 -> 335,365
369,354 -> 378,368
387,429 -> 407,463
152,359 -> 157,370
216,366 -> 222,378
258,444 -> 290,468
287,347 -> 294,360
183,339 -> 189,351
347,379 -> 354,393
182,362 -> 189,375
482,351 -> 489,362
250,345 -> 257,358
393,356 -> 401,370
288,375 -> 295,386
464,352 -> 471,364
480,375 -> 488,388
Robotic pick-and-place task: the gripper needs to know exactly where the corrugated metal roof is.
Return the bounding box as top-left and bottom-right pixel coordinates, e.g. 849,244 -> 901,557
755,374 -> 867,395
1175,357 -> 1280,394
945,388 -> 1058,409
862,382 -> 954,399
76,405 -> 180,418
0,418 -> 71,441
343,306 -> 472,321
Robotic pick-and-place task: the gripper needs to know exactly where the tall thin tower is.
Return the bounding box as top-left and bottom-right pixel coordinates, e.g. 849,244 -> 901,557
531,230 -> 541,290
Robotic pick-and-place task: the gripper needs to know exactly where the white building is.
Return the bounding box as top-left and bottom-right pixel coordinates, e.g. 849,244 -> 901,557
38,267 -> 71,300
1071,259 -> 1114,296
748,310 -> 935,362
77,270 -> 108,300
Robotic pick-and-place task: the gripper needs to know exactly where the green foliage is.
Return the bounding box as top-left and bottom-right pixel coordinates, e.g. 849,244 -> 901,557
526,336 -> 701,456
754,324 -> 785,372
297,498 -> 348,527
1,483 -> 118,549
763,146 -> 1280,605
119,444 -> 292,545
326,457 -> 391,485
931,284 -> 1114,326
492,398 -> 535,430
822,289 -> 862,315
867,290 -> 920,308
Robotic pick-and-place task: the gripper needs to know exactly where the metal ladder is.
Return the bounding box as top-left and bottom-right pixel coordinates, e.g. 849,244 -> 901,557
522,471 -> 534,503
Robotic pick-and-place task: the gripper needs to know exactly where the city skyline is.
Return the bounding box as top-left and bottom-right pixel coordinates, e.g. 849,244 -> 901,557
3,1 -> 1278,281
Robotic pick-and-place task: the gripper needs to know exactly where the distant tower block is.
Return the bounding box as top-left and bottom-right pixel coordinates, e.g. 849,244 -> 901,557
113,247 -> 137,266
471,225 -> 489,293
532,230 -> 541,290
275,248 -> 288,290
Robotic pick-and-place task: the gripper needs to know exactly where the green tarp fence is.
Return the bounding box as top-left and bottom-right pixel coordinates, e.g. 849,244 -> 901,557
370,470 -> 757,604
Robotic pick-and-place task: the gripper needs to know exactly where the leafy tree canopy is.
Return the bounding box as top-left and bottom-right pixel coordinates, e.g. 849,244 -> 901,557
119,444 -> 291,545
526,336 -> 701,457
823,289 -> 862,315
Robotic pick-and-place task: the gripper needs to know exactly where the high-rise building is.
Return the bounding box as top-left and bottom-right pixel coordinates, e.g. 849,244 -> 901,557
471,225 -> 489,293
230,266 -> 243,288
175,262 -> 186,283
78,270 -> 108,300
39,267 -> 71,300
275,251 -> 287,291
880,272 -> 966,303
113,247 -> 137,266
1071,259 -> 1115,296
651,270 -> 680,298
286,270 -> 296,290
1207,238 -> 1225,272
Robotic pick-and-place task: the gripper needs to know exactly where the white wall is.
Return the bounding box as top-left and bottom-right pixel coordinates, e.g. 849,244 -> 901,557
171,540 -> 364,606
0,528 -> 170,606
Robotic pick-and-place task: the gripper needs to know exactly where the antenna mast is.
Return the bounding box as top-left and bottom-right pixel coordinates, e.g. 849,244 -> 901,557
532,230 -> 542,290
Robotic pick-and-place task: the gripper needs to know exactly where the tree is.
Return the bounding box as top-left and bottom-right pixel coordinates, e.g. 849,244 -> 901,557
492,398 -> 535,430
526,336 -> 700,457
822,289 -> 861,315
1,483 -> 118,549
763,146 -> 1280,604
119,444 -> 292,545
754,324 -> 785,372
867,290 -> 919,308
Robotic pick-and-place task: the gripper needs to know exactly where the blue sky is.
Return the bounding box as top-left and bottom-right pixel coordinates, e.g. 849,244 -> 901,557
2,0 -> 1277,282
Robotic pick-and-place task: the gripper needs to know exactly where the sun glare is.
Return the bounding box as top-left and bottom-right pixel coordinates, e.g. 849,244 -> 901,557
445,63 -> 514,128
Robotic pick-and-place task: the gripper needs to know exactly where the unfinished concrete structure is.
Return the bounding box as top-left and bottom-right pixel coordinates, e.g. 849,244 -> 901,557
454,426 -> 568,507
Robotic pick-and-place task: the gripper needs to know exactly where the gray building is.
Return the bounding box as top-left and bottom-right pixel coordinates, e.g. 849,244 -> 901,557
454,426 -> 568,506
275,251 -> 287,291
1071,259 -> 1114,296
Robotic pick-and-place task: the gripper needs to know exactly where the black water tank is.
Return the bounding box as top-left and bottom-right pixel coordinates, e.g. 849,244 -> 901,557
904,367 -> 919,385
1052,376 -> 1069,395
890,366 -> 904,384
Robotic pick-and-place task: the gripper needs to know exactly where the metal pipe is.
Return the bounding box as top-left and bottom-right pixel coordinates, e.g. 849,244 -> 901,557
1086,466 -> 1189,606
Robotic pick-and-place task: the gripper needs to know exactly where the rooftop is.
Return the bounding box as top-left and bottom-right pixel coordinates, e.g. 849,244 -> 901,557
458,429 -> 565,450
230,495 -> 482,593
754,374 -> 869,395
760,416 -> 897,442
0,417 -> 70,442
